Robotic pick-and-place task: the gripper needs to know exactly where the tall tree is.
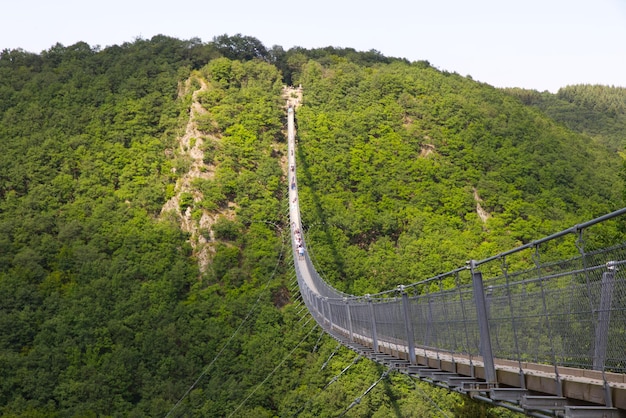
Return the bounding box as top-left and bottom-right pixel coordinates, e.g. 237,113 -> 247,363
212,33 -> 269,61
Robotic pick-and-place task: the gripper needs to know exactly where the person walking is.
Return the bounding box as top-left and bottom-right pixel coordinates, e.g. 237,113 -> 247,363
298,245 -> 305,260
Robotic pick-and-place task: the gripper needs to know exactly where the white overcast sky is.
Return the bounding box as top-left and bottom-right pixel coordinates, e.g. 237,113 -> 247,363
1,0 -> 625,92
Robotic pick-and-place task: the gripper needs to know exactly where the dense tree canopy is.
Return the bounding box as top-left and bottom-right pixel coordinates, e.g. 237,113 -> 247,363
292,59 -> 623,294
504,84 -> 626,152
212,33 -> 269,62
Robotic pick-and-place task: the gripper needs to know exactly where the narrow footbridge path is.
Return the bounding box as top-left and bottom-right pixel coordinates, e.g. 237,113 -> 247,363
287,103 -> 626,417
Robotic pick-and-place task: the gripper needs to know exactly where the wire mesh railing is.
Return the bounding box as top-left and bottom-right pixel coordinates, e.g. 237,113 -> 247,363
294,204 -> 626,377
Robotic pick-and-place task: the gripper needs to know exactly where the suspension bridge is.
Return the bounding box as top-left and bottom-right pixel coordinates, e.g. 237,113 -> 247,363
286,103 -> 626,417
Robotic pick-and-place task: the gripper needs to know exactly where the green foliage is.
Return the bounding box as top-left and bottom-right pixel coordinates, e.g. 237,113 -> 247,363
0,36 -> 292,417
179,192 -> 194,212
295,60 -> 624,293
505,84 -> 626,151
211,216 -> 242,241
212,33 -> 269,62
190,57 -> 285,228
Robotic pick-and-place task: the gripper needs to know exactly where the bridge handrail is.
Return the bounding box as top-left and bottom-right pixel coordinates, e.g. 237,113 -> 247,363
338,207 -> 626,299
476,206 -> 626,266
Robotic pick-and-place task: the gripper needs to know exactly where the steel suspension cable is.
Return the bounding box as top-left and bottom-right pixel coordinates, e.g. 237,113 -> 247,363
321,342 -> 342,370
338,368 -> 390,417
323,354 -> 361,390
291,354 -> 361,418
312,328 -> 325,353
164,221 -> 287,418
227,323 -> 319,418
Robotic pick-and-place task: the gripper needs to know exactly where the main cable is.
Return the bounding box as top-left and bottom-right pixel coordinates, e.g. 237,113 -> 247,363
227,323 -> 319,418
338,368 -> 389,417
291,353 -> 361,418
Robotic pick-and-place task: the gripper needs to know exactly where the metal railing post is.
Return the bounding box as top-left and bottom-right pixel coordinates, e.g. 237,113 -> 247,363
470,260 -> 496,383
399,285 -> 416,364
367,295 -> 379,353
593,263 -> 616,371
315,296 -> 322,321
426,294 -> 434,347
325,297 -> 333,331
345,297 -> 354,341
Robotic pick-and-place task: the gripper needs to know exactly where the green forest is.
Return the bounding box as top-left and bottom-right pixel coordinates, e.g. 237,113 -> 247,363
1,34 -> 625,417
504,84 -> 626,152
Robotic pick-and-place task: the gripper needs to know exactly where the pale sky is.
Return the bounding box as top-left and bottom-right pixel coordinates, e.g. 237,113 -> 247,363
1,0 -> 625,92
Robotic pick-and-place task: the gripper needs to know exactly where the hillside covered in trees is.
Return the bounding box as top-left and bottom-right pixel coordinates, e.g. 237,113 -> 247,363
293,59 -> 624,295
504,84 -> 626,152
0,34 -> 624,417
